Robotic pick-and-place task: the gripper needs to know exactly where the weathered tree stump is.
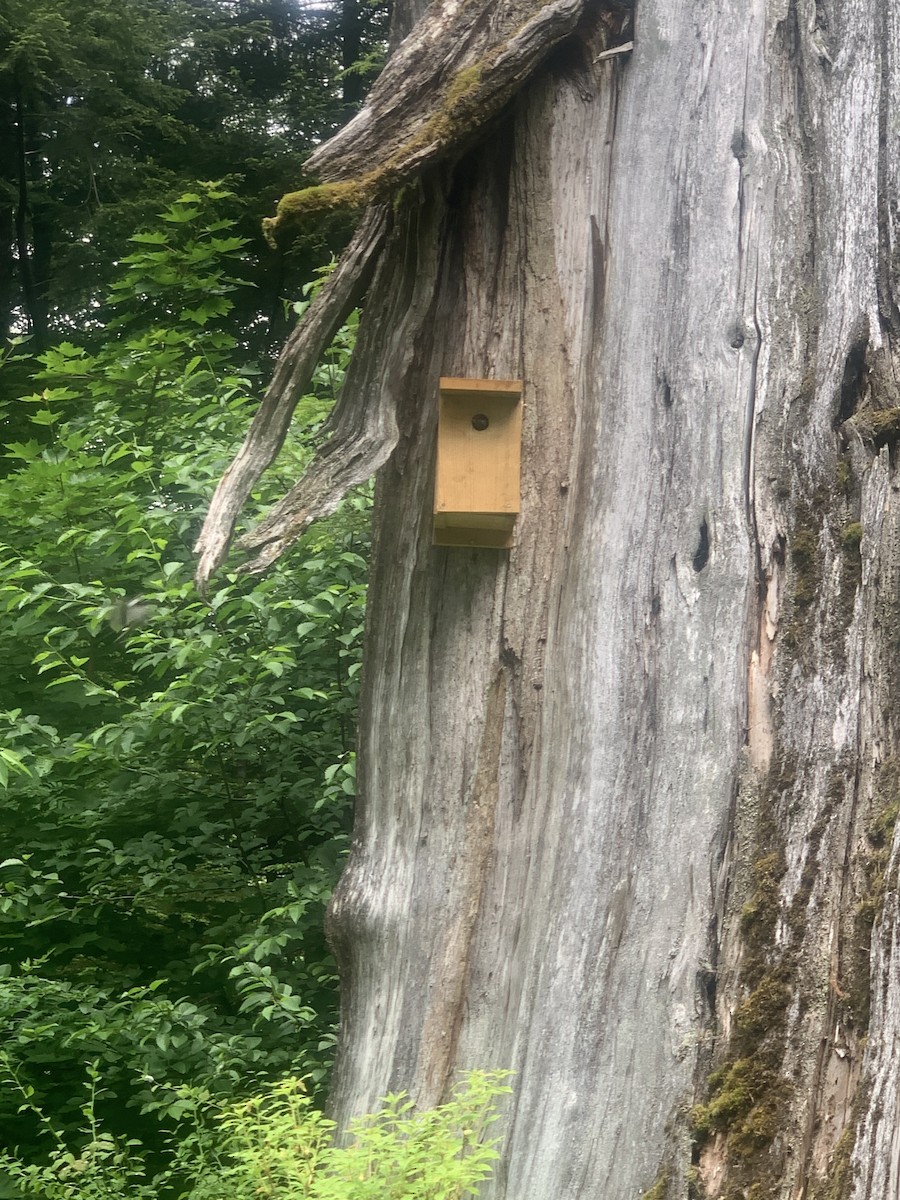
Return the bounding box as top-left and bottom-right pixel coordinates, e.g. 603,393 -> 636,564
198,1 -> 900,1194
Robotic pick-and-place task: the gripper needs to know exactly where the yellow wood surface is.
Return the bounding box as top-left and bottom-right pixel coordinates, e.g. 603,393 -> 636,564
438,377 -> 523,397
434,379 -> 523,532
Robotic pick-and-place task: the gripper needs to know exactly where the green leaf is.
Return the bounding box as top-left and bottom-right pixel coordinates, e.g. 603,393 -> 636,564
29,409 -> 61,426
129,231 -> 169,245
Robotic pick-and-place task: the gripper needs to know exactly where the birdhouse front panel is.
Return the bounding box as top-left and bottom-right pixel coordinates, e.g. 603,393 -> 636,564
433,378 -> 523,548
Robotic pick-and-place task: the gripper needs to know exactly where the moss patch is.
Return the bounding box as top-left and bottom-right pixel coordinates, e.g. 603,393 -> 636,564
691,1057 -> 780,1142
835,456 -> 853,498
691,762 -> 812,1192
788,521 -> 821,614
376,59 -> 489,181
685,1166 -> 702,1200
640,1168 -> 670,1200
739,851 -> 783,939
692,741 -> 877,1194
782,479 -> 864,663
782,499 -> 829,658
262,180 -> 376,246
733,976 -> 792,1044
848,404 -> 900,448
840,522 -> 863,553
261,0 -> 569,246
445,63 -> 484,110
867,406 -> 900,445
848,760 -> 900,1028
263,58 -> 493,245
692,836 -> 791,1171
807,1122 -> 855,1200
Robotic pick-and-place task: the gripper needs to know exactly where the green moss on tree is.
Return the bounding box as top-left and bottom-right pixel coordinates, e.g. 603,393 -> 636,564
848,404 -> 900,446
789,524 -> 821,612
690,1051 -> 785,1158
691,794 -> 794,1187
835,456 -> 853,498
733,977 -> 792,1044
640,1168 -> 671,1200
377,60 -> 488,179
808,1123 -> 856,1200
739,851 -> 784,938
263,180 -> 374,246
262,57 -> 495,245
849,761 -> 900,1027
840,522 -> 863,553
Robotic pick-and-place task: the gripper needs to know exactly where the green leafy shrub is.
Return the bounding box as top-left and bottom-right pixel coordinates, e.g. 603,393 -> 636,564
0,185 -> 369,1154
185,1070 -> 510,1200
0,1069 -> 511,1200
0,1059 -> 157,1200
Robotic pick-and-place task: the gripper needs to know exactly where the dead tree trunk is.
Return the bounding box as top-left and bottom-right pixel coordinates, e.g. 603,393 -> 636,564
198,0 -> 900,1195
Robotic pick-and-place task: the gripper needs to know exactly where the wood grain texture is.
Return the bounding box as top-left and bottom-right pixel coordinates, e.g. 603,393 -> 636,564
322,0 -> 900,1197
195,1 -> 619,581
304,0 -> 596,187
194,0 -> 900,1192
433,379 -> 522,542
193,206 -> 388,588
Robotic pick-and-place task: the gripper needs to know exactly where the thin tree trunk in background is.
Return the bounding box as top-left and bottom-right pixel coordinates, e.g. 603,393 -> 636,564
0,205 -> 14,345
264,0 -> 900,1195
13,88 -> 47,349
340,0 -> 364,112
26,97 -> 52,346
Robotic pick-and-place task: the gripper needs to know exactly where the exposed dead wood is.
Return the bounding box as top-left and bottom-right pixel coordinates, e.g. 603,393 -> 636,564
320,0 -> 900,1196
264,0 -> 596,240
306,0 -> 588,182
593,38 -> 632,60
193,206 -> 388,590
197,0 -> 900,1193
195,0 -> 619,587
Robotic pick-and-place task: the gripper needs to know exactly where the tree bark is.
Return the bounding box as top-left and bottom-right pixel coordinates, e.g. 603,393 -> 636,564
340,0 -> 365,112
204,0 -> 900,1195
304,0 -> 594,186
194,206 -> 389,585
13,87 -> 48,349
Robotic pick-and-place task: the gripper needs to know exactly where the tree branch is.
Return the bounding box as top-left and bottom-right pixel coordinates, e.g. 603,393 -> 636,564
309,0 -> 589,181
229,188 -> 446,574
264,0 -> 591,240
193,205 -> 388,590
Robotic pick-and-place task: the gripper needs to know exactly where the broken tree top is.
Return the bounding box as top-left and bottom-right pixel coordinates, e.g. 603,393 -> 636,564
194,0 -> 630,589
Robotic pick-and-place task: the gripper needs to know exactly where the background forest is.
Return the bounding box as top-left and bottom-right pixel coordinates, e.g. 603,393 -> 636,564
0,0 -> 414,1193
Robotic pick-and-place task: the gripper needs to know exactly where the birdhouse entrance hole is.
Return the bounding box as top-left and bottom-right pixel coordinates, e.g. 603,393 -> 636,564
433,377 -> 523,548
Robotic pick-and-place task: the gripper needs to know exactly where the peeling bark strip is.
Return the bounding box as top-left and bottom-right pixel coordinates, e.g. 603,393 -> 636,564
231,196 -> 432,574
265,0 -> 594,238
193,206 -> 387,589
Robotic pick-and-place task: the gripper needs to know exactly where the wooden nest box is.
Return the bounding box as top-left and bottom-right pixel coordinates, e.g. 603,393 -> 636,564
433,377 -> 523,548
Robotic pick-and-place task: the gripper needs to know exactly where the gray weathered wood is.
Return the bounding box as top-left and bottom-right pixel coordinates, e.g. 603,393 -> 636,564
200,0 -> 900,1194
195,1 -> 620,583
322,2 -> 900,1197
193,206 -> 387,589
303,0 -> 592,185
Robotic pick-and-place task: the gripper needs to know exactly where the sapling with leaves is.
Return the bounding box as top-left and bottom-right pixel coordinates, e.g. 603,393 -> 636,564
176,1070 -> 512,1200
0,1067 -> 510,1200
